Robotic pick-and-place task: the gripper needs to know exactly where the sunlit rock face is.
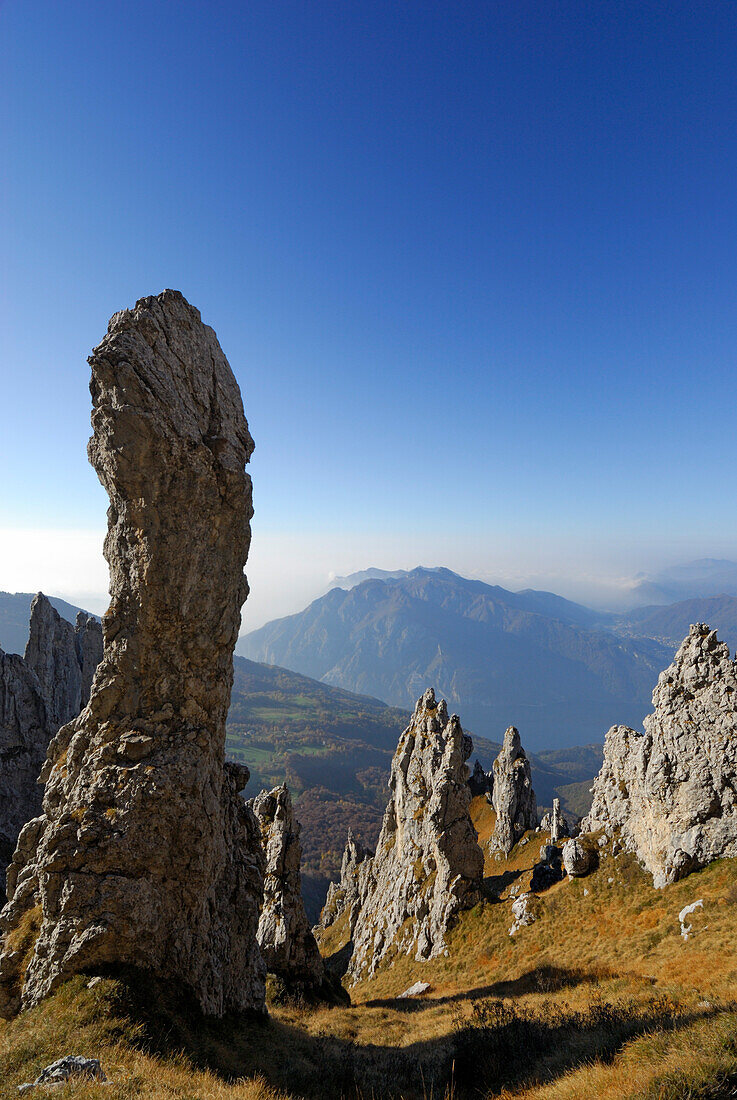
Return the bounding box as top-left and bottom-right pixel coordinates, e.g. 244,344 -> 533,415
489,726 -> 538,855
0,290 -> 265,1018
347,688 -> 483,983
0,596 -> 103,895
583,623 -> 737,887
250,784 -> 326,994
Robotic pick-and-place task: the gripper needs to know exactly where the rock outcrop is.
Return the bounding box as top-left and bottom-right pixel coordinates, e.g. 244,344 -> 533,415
489,726 -> 538,854
583,624 -> 737,887
0,290 -> 265,1018
0,597 -> 103,894
24,595 -> 102,732
250,785 -> 326,994
562,837 -> 595,878
346,689 -> 483,982
0,649 -> 48,883
319,828 -> 374,937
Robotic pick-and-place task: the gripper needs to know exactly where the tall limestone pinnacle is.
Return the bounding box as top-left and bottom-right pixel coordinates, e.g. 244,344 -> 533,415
584,623 -> 737,887
347,688 -> 483,983
250,785 -> 326,995
489,726 -> 538,854
0,290 -> 265,1018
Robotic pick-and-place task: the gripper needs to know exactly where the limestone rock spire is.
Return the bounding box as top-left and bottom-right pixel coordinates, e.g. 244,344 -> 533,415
0,290 -> 264,1017
489,725 -> 537,854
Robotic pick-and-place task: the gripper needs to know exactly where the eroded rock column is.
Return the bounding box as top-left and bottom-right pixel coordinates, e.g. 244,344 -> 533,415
489,726 -> 537,854
0,290 -> 264,1017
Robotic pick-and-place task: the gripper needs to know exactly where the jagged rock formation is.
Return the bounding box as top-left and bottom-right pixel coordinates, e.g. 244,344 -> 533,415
250,785 -> 326,994
319,828 -> 374,937
489,726 -> 538,854
346,689 -> 483,982
468,759 -> 493,801
0,290 -> 265,1018
24,595 -> 102,732
0,597 -> 103,894
583,624 -> 737,887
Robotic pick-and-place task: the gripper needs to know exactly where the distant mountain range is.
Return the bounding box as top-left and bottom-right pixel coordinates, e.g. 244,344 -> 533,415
239,566 -> 737,752
238,567 -> 672,751
627,558 -> 737,606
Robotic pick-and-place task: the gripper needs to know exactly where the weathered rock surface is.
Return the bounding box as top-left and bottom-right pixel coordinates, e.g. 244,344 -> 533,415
490,726 -> 538,854
509,893 -> 537,936
0,290 -> 265,1018
319,828 -> 374,937
562,837 -> 595,878
18,1056 -> 107,1094
468,758 -> 493,801
250,785 -> 325,993
583,624 -> 737,887
0,597 -> 103,894
0,650 -> 48,883
347,689 -> 483,982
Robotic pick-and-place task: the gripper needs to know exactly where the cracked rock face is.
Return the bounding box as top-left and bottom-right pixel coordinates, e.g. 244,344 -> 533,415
347,689 -> 483,983
318,828 -> 374,938
0,650 -> 48,885
0,290 -> 265,1017
490,726 -> 538,854
250,785 -> 325,992
0,596 -> 103,894
583,624 -> 737,887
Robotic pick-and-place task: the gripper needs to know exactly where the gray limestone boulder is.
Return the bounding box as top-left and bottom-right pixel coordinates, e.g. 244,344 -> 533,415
0,291 -> 265,1018
346,688 -> 483,983
583,624 -> 737,887
490,726 -> 538,854
562,837 -> 595,878
250,785 -> 326,995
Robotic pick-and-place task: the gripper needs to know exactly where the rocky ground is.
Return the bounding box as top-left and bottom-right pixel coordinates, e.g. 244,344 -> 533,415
1,794 -> 735,1099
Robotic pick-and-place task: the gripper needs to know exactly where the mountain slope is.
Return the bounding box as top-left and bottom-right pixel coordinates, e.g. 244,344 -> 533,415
239,568 -> 671,750
619,594 -> 737,652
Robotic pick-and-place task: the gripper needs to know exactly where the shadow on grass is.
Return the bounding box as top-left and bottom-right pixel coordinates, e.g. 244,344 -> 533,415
362,964 -> 609,1011
96,968 -> 718,1100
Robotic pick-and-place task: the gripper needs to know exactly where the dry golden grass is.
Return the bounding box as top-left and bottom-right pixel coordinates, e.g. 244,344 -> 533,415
1,805 -> 736,1099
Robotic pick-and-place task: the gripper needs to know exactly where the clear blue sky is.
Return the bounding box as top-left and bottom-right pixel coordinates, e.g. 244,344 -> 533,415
2,1 -> 737,626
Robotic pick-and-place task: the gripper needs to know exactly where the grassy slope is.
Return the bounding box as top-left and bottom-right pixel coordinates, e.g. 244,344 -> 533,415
3,800 -> 736,1099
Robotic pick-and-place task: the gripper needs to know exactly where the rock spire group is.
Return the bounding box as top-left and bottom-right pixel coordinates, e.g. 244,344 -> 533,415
0,291 -> 265,1018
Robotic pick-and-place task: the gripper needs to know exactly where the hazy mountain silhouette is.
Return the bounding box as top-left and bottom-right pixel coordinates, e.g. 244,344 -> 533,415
238,567 -> 672,751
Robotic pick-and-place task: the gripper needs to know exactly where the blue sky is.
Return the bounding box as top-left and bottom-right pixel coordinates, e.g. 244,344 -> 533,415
2,1 -> 737,627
